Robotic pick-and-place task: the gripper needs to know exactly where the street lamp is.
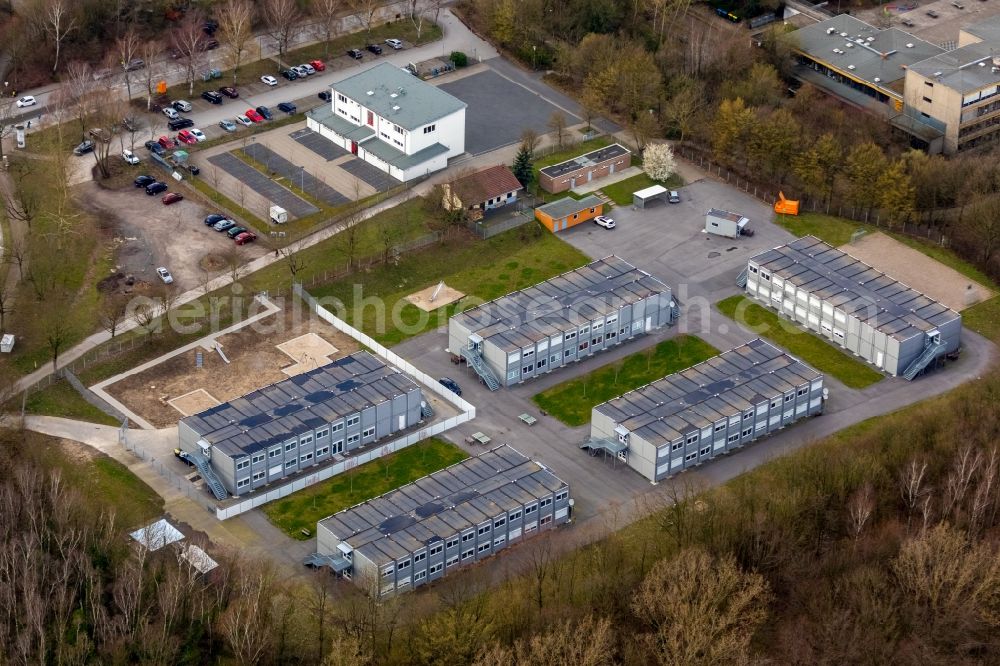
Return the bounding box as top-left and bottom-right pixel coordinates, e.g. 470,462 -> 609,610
532,45 -> 537,71
298,165 -> 304,192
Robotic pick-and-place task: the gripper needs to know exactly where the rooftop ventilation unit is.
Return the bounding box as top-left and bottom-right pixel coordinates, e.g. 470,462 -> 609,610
848,64 -> 856,70
846,43 -> 854,48
874,76 -> 881,82
392,105 -> 400,111
389,93 -> 398,98
867,36 -> 875,41
934,71 -> 942,76
827,27 -> 837,34
906,43 -> 914,48
366,90 -> 374,95
840,32 -> 848,37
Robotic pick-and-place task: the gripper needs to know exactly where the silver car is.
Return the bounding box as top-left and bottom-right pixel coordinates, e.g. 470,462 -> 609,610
156,267 -> 174,284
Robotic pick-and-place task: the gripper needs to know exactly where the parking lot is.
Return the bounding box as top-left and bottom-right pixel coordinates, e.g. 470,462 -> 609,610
440,67 -> 582,155
76,181 -> 267,291
856,0 -> 1000,45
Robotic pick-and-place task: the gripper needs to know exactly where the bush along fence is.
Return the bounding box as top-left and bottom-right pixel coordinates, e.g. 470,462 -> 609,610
676,145 -> 951,248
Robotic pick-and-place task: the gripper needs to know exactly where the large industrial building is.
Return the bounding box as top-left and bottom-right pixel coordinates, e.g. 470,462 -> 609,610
744,236 -> 961,379
314,445 -> 571,596
588,339 -> 825,483
448,256 -> 676,389
792,14 -> 1000,154
306,62 -> 466,180
178,352 -> 425,499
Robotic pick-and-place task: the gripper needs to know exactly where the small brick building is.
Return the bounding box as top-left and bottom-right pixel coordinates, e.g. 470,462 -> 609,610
539,143 -> 631,194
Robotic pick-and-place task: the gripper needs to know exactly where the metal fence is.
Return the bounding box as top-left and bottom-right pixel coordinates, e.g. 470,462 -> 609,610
119,433 -> 217,513
300,230 -> 443,288
468,210 -> 538,239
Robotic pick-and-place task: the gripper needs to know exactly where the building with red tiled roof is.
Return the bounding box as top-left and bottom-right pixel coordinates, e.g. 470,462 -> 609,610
442,165 -> 523,220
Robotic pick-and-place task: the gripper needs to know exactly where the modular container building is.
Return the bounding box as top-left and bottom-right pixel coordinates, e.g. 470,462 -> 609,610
178,352 -> 425,498
448,256 -> 676,389
745,236 -> 961,379
705,208 -> 751,238
314,445 -> 570,596
538,143 -> 631,193
534,194 -> 605,233
588,339 -> 825,483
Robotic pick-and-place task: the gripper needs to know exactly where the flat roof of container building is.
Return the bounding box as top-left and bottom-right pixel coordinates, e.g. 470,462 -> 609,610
319,445 -> 568,567
749,236 -> 960,341
181,352 -> 420,459
594,339 -> 822,448
453,256 -> 672,354
539,144 -> 630,178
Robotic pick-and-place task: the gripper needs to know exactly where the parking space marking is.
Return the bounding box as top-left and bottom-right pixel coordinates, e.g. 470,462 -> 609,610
289,127 -> 349,161
240,143 -> 349,206
206,152 -> 319,218
338,158 -> 399,192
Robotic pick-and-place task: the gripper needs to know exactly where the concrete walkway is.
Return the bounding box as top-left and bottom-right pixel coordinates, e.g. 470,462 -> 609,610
571,166 -> 643,196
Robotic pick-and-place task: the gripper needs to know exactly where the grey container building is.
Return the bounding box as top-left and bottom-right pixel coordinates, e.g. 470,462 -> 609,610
745,236 -> 961,379
448,256 -> 676,389
315,444 -> 570,596
178,352 -> 425,498
588,339 -> 825,483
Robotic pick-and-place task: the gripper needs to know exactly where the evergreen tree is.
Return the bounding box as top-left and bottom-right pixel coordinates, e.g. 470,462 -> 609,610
512,146 -> 534,189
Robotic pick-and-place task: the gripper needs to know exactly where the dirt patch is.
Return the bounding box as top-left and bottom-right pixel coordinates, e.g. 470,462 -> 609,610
847,232 -> 992,312
406,282 -> 466,312
276,332 -> 340,376
168,388 -> 221,416
199,253 -> 228,272
104,308 -> 360,427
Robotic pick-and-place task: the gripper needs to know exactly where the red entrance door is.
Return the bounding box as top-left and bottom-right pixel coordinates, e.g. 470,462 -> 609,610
350,141 -> 358,155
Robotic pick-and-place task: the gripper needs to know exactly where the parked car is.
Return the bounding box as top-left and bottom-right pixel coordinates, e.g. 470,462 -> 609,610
162,192 -> 184,205
245,109 -> 264,123
668,190 -> 681,204
162,107 -> 179,120
213,219 -> 236,232
255,105 -> 272,120
124,58 -> 145,71
218,118 -> 237,132
176,130 -> 197,145
385,38 -> 403,50
292,65 -> 309,77
277,102 -> 297,114
145,181 -> 168,195
280,69 -> 298,81
15,95 -> 36,108
226,225 -> 247,238
594,215 -> 616,229
201,90 -> 223,104
121,149 -> 140,165
172,100 -> 193,112
167,117 -> 194,131
134,175 -> 155,188
144,140 -> 165,155
156,267 -> 174,284
438,377 -> 462,395
204,213 -> 227,226
309,59 -> 326,71
173,448 -> 194,465
261,75 -> 278,86
218,86 -> 239,98
158,136 -> 177,149
318,91 -> 332,101
234,231 -> 257,245
346,48 -> 363,59
88,127 -> 111,142
121,116 -> 140,132
189,128 -> 206,142
235,114 -> 253,127
200,38 -> 220,51
366,44 -> 382,55
300,63 -> 316,75
926,9 -> 940,17
73,140 -> 95,156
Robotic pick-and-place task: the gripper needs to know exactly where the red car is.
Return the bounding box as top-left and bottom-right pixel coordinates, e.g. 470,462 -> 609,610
157,135 -> 177,149
176,129 -> 197,145
218,86 -> 239,98
309,59 -> 326,71
234,231 -> 257,245
162,192 -> 184,205
245,109 -> 264,123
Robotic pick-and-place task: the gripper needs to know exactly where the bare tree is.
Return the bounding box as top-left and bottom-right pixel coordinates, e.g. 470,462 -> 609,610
172,12 -> 207,97
348,0 -> 379,41
89,83 -> 128,179
221,245 -> 247,284
310,0 -> 344,59
969,448 -> 998,538
114,27 -> 142,101
942,445 -> 984,521
0,100 -> 17,160
0,287 -> 14,330
409,0 -> 430,42
278,246 -> 307,284
263,0 -> 302,70
41,0 -> 78,73
43,306 -> 73,370
139,39 -> 165,111
61,61 -> 98,139
218,0 -> 256,86
847,482 -> 875,542
99,293 -> 130,338
520,128 -> 540,158
899,458 -> 930,532
547,111 -> 568,149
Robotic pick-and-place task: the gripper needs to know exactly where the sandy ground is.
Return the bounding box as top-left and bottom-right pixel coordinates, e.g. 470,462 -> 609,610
847,232 -> 991,311
106,309 -> 359,427
406,282 -> 466,311
168,388 -> 221,417
276,332 -> 340,376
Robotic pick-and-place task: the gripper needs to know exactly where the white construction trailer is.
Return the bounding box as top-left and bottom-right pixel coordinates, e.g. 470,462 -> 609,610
706,208 -> 752,238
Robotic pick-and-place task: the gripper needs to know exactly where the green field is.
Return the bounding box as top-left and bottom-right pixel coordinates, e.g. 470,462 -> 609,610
263,438 -> 468,539
309,222 -> 590,346
773,212 -> 858,247
23,379 -> 121,426
600,172 -> 684,205
716,295 -> 884,389
532,335 -> 720,427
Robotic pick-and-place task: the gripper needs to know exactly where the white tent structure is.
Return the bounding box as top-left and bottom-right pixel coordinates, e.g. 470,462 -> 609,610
130,519 -> 184,551
632,184 -> 670,209
179,544 -> 218,574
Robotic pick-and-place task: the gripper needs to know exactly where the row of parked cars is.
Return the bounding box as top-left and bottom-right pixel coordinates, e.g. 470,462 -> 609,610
203,213 -> 258,245
262,60 -> 326,86
346,38 -> 405,60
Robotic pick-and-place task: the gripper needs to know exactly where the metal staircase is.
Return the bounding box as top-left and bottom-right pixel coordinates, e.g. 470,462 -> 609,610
902,338 -> 946,380
736,267 -> 749,288
188,452 -> 229,500
420,402 -> 434,419
460,346 -> 501,391
669,298 -> 680,324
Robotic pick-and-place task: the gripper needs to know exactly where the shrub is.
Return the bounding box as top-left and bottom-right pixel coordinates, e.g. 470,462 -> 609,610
450,51 -> 468,67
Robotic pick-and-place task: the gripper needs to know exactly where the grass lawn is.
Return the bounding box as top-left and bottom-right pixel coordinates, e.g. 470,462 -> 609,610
532,335 -> 721,427
28,432 -> 163,526
285,21 -> 443,64
716,295 -> 884,389
263,437 -> 467,540
601,172 -> 684,206
23,379 -> 121,426
308,221 -> 591,346
962,295 -> 1000,341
